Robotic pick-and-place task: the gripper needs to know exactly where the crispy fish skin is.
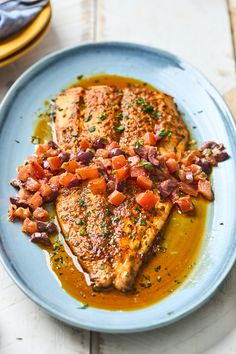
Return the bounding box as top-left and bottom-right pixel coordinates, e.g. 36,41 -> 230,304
55,87 -> 84,151
55,85 -> 189,292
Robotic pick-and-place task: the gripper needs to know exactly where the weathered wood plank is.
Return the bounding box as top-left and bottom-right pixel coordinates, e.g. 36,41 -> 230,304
97,0 -> 236,94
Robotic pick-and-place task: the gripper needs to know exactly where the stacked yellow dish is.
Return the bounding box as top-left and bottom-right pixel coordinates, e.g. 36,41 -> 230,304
0,2 -> 51,67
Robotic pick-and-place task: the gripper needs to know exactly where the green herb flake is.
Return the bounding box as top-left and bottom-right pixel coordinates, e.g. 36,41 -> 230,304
71,132 -> 78,137
143,104 -> 154,113
134,140 -> 144,149
31,136 -> 40,145
159,128 -> 171,137
77,75 -> 84,80
76,219 -> 84,225
140,220 -> 147,226
99,113 -> 107,121
139,161 -> 152,168
78,199 -> 85,207
85,114 -> 92,122
136,98 -> 146,104
115,125 -> 125,132
88,126 -> 96,133
113,216 -> 120,222
99,263 -> 104,270
116,113 -> 123,120
64,234 -> 69,241
79,227 -> 86,236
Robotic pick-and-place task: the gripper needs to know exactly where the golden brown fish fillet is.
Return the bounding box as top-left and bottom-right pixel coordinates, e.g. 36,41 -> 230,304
55,85 -> 189,291
55,87 -> 84,152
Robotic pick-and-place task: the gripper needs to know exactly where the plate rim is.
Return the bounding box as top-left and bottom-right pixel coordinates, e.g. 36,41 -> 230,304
0,41 -> 236,333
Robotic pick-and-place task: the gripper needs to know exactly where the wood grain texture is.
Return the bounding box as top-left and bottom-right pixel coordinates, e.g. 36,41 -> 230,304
0,0 -> 236,353
97,0 -> 236,94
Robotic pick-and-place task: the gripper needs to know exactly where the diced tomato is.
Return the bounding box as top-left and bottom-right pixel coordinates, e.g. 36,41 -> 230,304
198,179 -> 214,201
47,156 -> 62,171
128,146 -> 136,156
178,182 -> 198,197
30,161 -> 45,179
114,166 -> 129,182
18,187 -> 31,201
143,132 -> 156,146
59,173 -> 79,187
95,149 -> 110,158
130,166 -> 147,178
88,177 -> 106,195
106,141 -> 119,152
25,177 -> 41,192
136,175 -> 153,190
22,218 -> 38,235
49,175 -> 61,188
33,207 -> 49,221
80,139 -> 91,149
18,165 -> 32,182
28,192 -> 43,210
46,148 -> 59,157
14,207 -> 31,221
76,165 -> 99,180
136,190 -> 159,211
40,183 -> 52,197
36,143 -> 49,156
182,150 -> 201,166
128,155 -> 140,167
108,190 -> 126,206
162,152 -> 177,161
62,160 -> 81,173
166,158 -> 178,173
175,195 -> 194,213
112,155 -> 127,169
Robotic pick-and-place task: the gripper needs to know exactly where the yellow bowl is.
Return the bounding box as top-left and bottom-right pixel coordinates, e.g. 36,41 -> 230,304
0,3 -> 51,63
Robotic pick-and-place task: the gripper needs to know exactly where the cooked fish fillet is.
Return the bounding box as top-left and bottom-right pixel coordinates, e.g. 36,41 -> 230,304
56,85 -> 189,291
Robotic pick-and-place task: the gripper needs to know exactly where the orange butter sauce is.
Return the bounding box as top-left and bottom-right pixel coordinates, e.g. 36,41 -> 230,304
34,74 -> 207,311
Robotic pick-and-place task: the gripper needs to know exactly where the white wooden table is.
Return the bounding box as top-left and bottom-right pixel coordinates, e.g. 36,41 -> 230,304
1,1 -> 236,353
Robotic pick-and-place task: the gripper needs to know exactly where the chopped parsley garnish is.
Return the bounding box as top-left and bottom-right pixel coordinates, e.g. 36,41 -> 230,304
136,97 -> 146,104
78,199 -> 85,207
116,113 -> 123,120
31,136 -> 40,144
76,219 -> 84,225
124,115 -> 129,119
139,161 -> 152,168
140,220 -> 147,226
85,115 -> 92,122
134,140 -> 144,149
143,104 -> 154,113
79,227 -> 86,236
88,126 -> 96,132
153,111 -> 162,118
113,216 -> 120,222
99,263 -> 104,270
159,128 -> 171,137
115,125 -> 125,132
77,75 -> 84,80
64,234 -> 69,241
99,113 -> 107,121
71,132 -> 78,137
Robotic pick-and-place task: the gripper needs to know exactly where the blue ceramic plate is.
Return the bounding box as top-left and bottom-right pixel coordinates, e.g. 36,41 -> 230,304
0,42 -> 236,333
